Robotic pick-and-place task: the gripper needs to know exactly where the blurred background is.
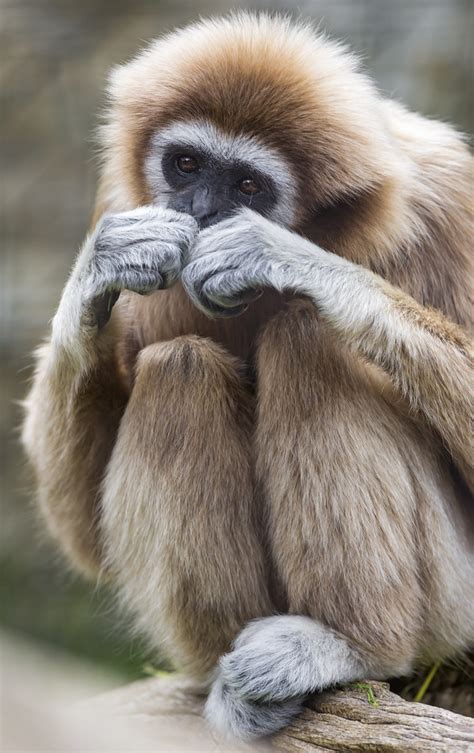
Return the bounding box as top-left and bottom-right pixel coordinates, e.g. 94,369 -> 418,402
1,0 -> 473,716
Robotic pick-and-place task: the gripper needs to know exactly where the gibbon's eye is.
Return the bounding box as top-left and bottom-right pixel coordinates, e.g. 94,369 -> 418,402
175,155 -> 199,174
238,177 -> 260,195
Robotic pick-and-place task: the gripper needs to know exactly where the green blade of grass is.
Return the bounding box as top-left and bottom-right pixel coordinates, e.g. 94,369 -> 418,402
414,661 -> 441,703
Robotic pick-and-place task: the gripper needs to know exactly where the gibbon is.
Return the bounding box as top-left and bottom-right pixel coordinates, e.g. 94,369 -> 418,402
22,13 -> 473,740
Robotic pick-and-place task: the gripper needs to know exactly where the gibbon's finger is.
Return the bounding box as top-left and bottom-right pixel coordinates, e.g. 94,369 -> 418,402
182,278 -> 248,318
202,273 -> 263,308
185,224 -> 244,264
190,284 -> 248,318
182,262 -> 251,317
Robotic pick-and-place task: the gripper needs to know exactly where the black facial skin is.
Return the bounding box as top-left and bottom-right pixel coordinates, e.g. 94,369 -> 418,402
161,147 -> 278,228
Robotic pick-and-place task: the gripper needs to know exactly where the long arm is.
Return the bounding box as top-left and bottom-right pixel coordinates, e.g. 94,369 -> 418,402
182,209 -> 473,488
22,206 -> 198,575
276,230 -> 473,487
22,323 -> 126,575
309,258 -> 473,486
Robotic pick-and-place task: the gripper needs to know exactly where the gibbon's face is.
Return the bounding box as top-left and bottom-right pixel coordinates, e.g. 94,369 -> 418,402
144,121 -> 298,228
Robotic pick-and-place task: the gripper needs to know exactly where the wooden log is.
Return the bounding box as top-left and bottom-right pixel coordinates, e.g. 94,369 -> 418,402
275,681 -> 474,752
85,676 -> 474,753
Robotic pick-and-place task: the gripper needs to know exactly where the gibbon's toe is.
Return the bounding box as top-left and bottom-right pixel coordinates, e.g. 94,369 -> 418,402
205,672 -> 305,741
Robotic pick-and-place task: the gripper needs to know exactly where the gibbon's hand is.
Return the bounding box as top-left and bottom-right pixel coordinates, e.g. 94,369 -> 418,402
55,206 -> 198,338
182,209 -> 277,317
85,206 -> 198,327
181,208 -> 336,317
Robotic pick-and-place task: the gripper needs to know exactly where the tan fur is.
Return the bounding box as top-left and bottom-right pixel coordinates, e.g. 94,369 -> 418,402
22,321 -> 127,575
256,300 -> 472,669
101,337 -> 273,674
23,12 -> 473,681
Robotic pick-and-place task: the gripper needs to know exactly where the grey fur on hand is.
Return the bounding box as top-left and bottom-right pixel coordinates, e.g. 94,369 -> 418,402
181,209 -> 282,318
83,205 -> 198,327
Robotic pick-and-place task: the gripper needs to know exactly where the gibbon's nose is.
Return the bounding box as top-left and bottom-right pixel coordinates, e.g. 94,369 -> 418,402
191,186 -> 226,227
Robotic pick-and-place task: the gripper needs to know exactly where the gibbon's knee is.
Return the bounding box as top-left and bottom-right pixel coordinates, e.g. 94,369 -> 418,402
128,335 -> 256,434
135,335 -> 240,382
257,298 -> 353,391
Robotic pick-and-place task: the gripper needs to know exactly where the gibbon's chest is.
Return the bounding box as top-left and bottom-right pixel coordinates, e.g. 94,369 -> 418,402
116,284 -> 291,391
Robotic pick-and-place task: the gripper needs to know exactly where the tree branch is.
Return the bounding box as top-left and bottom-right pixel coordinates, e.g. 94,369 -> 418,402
84,677 -> 474,752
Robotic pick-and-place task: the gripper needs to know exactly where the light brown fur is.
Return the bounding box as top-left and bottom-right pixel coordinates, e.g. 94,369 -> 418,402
23,13 -> 472,688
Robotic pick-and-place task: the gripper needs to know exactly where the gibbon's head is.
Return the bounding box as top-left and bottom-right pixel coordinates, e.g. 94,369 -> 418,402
97,13 -> 400,230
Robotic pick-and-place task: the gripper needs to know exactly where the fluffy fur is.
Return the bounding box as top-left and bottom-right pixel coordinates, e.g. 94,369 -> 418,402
22,11 -> 473,741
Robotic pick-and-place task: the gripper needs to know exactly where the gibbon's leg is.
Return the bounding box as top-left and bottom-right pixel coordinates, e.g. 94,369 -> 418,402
206,299 -> 473,740
182,208 -> 473,490
100,336 -> 273,679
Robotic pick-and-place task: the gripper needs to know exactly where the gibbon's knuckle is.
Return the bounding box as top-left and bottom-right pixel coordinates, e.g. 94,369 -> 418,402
202,273 -> 231,300
221,650 -> 254,690
159,207 -> 199,235
176,225 -> 198,251
182,221 -> 199,245
100,208 -> 145,233
181,262 -> 200,292
197,226 -> 227,255
203,273 -> 250,309
178,212 -> 199,231
158,206 -> 185,222
195,224 -> 214,242
93,229 -> 114,257
185,270 -> 242,316
128,204 -> 159,222
121,269 -> 162,293
215,228 -> 243,255
145,222 -> 194,257
160,255 -> 182,287
181,270 -> 210,310
190,256 -> 216,285
230,209 -> 262,241
185,235 -> 209,264
159,240 -> 180,262
226,652 -> 290,701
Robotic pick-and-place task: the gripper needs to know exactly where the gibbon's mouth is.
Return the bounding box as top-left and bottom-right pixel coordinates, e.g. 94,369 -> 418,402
196,211 -> 221,229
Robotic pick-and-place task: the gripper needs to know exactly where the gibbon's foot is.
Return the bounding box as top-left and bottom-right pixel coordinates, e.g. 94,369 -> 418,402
205,615 -> 366,739
205,674 -> 305,740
